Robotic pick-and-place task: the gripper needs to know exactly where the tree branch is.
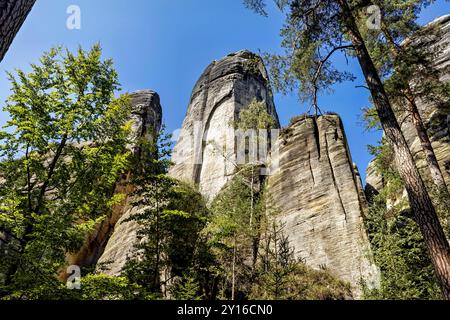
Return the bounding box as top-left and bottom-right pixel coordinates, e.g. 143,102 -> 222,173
311,45 -> 354,116
34,133 -> 68,215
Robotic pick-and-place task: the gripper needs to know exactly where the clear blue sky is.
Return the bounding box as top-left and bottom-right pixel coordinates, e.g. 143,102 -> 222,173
0,0 -> 448,183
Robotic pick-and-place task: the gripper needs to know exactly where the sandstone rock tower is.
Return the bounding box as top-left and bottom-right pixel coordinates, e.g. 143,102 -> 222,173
71,90 -> 162,274
267,115 -> 379,291
169,51 -> 379,294
169,50 -> 280,201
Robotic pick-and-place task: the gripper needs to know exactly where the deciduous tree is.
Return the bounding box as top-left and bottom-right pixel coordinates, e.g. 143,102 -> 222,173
0,45 -> 132,298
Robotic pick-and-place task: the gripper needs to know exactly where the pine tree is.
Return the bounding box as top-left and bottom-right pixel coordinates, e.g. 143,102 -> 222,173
203,99 -> 277,299
244,0 -> 450,299
251,222 -> 298,299
364,142 -> 441,299
339,1 -> 450,298
358,0 -> 450,202
122,128 -> 209,298
251,220 -> 352,300
206,175 -> 257,300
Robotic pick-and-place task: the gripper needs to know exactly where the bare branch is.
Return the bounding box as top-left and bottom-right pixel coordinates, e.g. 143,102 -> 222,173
311,45 -> 354,116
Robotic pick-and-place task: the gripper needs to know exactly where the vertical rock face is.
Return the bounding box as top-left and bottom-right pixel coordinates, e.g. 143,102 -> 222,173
404,15 -> 450,189
365,159 -> 385,204
169,51 -> 378,294
267,115 -> 379,293
169,50 -> 280,201
70,90 -> 162,273
0,0 -> 36,62
128,89 -> 163,145
365,15 -> 450,198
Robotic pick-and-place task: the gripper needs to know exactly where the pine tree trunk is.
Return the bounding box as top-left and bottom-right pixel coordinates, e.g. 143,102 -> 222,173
250,166 -> 259,269
154,198 -> 161,292
409,96 -> 450,194
0,0 -> 36,62
381,26 -> 450,197
232,236 -> 236,300
337,0 -> 450,299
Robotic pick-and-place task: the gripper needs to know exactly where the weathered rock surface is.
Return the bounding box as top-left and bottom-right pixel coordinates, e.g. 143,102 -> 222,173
169,51 -> 379,294
128,90 -> 163,152
69,90 -> 162,273
365,159 -> 384,204
169,50 -> 280,201
267,115 -> 379,294
365,15 -> 450,199
0,0 -> 36,62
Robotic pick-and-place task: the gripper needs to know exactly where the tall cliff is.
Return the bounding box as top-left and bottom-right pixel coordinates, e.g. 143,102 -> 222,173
366,15 -> 450,198
69,90 -> 162,273
0,0 -> 36,62
267,115 -> 379,292
169,50 -> 280,201
169,51 -> 379,294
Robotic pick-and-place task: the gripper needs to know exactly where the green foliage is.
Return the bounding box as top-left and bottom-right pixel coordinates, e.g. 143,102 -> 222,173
367,141 -> 405,201
358,0 -> 450,130
359,1 -> 450,294
203,98 -> 354,299
431,187 -> 450,236
250,222 -> 352,300
364,197 -> 441,299
0,44 -> 132,299
246,0 -> 449,299
246,0 -> 356,111
203,170 -> 351,300
122,128 -> 209,297
245,55 -> 265,78
205,173 -> 260,299
355,0 -> 429,74
75,274 -> 150,300
362,105 -> 381,131
0,41 -> 352,301
236,99 -> 277,130
364,139 -> 442,299
243,0 -> 269,17
170,271 -> 203,300
2,274 -> 150,300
